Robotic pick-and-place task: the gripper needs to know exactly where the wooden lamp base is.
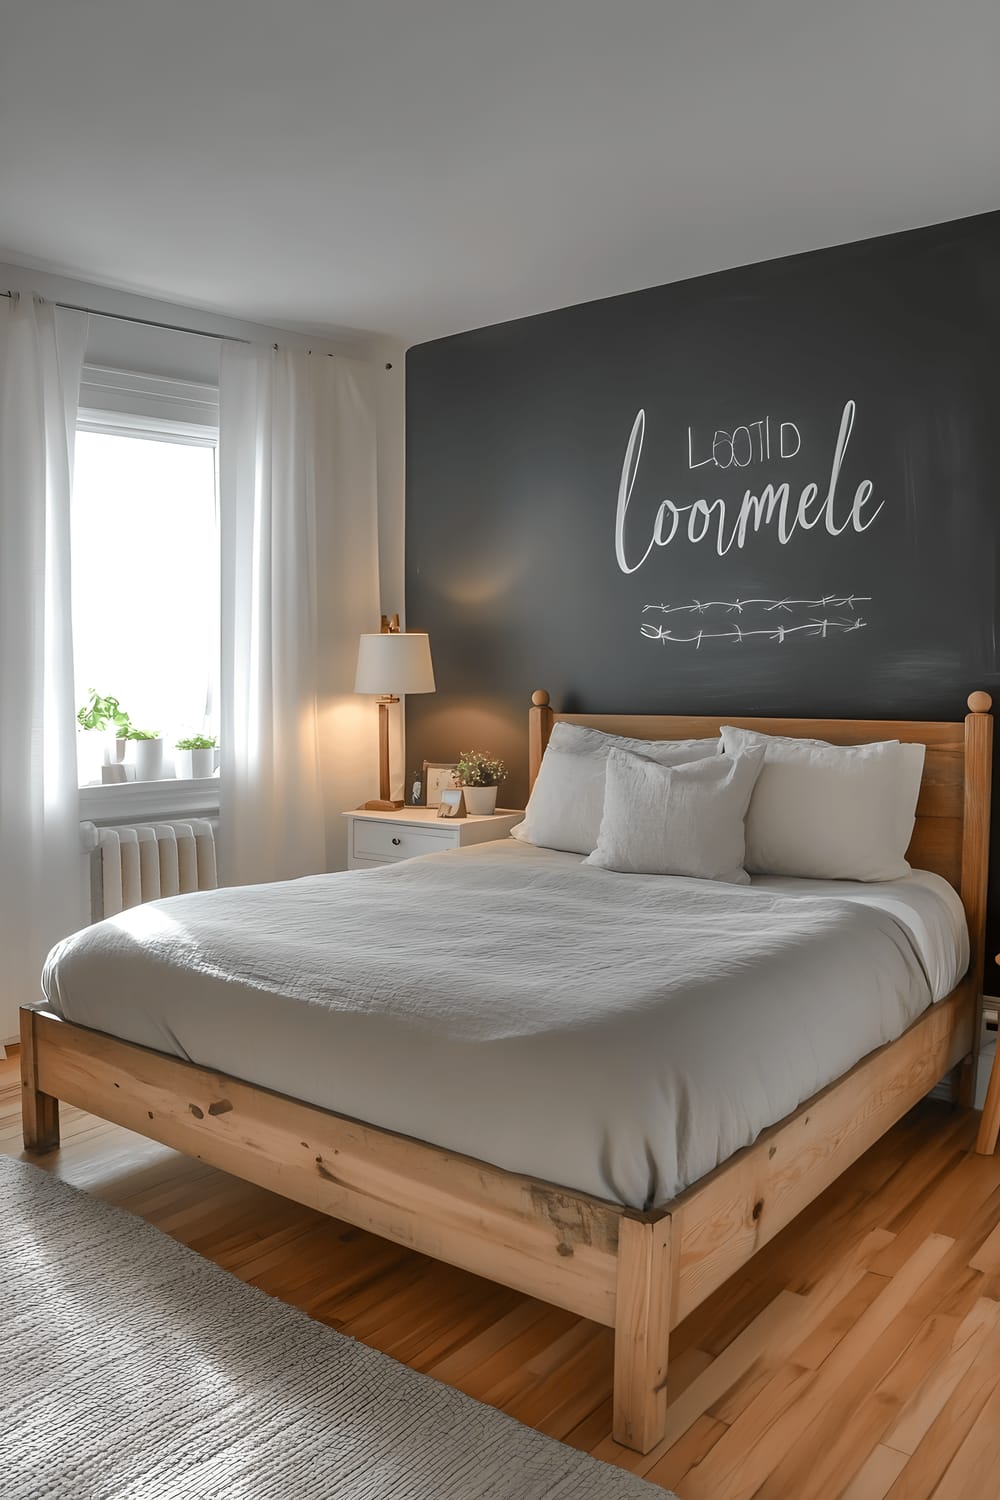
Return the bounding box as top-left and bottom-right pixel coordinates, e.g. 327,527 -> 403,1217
361,696 -> 403,811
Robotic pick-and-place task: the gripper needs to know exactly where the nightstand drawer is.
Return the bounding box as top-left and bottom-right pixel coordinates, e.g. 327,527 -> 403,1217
343,808 -> 524,872
352,820 -> 453,863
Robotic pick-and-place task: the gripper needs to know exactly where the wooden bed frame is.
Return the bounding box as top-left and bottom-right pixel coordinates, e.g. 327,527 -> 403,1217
21,690 -> 993,1454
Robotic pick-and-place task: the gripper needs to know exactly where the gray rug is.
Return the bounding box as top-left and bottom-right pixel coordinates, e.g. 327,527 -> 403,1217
1,1155 -> 669,1498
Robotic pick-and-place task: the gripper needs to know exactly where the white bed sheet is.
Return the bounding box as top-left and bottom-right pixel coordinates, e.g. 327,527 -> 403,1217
750,870 -> 968,1003
41,840 -> 969,1210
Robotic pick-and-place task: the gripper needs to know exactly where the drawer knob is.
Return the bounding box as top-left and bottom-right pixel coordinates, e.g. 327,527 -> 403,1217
391,836 -> 401,845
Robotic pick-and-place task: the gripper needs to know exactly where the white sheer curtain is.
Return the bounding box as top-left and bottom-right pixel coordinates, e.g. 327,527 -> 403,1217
0,296 -> 88,1039
218,344 -> 380,886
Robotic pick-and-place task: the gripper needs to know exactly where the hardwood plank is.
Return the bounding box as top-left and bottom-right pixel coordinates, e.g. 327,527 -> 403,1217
534,1337 -> 614,1440
422,1295 -> 545,1374
710,1229 -> 896,1426
840,1445 -> 909,1500
881,1296 -> 1000,1456
883,1317 -> 1000,1498
789,1270 -> 888,1370
759,1309 -> 961,1500
506,1325 -> 611,1429
680,1235 -> 953,1500
564,1396 -> 615,1454
931,1375 -> 1000,1499
869,1145 -> 1000,1276
970,1219 -> 1000,1273
644,1414 -> 728,1492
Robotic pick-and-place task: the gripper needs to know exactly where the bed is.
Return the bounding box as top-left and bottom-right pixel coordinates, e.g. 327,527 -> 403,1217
21,690 -> 993,1454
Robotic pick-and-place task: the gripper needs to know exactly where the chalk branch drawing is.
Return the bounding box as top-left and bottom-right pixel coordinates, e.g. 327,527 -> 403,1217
640,595 -> 870,647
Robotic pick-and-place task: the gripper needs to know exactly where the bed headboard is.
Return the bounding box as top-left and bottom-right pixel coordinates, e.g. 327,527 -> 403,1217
527,689 -> 993,999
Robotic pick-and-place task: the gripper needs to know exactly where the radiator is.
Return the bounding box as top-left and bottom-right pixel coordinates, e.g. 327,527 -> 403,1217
80,820 -> 219,922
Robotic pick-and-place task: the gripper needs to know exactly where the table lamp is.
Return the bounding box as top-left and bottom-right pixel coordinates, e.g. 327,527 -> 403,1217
355,614 -> 435,810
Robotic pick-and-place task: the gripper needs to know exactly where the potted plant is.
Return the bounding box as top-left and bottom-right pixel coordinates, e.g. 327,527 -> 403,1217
125,727 -> 164,782
175,734 -> 217,779
454,750 -> 507,815
76,690 -> 131,780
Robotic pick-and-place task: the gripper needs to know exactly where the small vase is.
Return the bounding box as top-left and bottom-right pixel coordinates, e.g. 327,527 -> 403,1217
103,733 -> 127,765
134,738 -> 164,782
462,785 -> 498,815
176,747 -> 216,779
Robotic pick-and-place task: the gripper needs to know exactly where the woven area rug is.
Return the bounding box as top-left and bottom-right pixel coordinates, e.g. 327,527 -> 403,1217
2,1155 -> 669,1499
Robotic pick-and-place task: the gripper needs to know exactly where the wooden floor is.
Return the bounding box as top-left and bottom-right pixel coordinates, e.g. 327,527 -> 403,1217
5,1049 -> 1000,1498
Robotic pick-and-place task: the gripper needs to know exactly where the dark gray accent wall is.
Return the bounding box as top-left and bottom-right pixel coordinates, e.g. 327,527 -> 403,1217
405,212 -> 1000,952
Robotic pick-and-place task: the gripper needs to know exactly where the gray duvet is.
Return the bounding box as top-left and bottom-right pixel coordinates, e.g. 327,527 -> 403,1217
41,840 -> 967,1210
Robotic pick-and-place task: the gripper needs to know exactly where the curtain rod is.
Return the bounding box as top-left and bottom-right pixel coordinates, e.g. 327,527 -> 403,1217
1,288 -> 251,345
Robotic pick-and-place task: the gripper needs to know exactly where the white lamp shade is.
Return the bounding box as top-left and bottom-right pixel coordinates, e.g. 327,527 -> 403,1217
355,631 -> 435,695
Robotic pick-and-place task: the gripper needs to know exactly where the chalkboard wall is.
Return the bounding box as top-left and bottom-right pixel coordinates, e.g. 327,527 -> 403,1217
405,211 -> 1000,957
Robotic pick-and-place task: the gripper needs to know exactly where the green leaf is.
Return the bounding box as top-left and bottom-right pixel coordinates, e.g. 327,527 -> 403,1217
454,749 -> 506,787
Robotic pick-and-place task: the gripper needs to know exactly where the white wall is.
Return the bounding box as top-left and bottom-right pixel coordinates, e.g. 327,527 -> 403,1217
1,260 -> 407,862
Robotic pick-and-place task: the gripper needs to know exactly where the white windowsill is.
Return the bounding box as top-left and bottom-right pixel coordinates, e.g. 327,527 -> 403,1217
79,778 -> 220,826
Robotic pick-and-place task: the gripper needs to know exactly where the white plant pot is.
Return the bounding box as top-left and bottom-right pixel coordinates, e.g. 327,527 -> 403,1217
176,747 -> 216,779
133,738 -> 164,782
102,733 -> 127,766
77,730 -> 104,785
462,785 -> 498,815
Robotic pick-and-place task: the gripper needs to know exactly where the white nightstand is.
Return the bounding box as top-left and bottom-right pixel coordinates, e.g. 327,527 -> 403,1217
343,806 -> 525,870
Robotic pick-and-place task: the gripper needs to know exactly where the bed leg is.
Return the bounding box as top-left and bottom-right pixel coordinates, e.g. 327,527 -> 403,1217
19,1007 -> 60,1153
977,1058 -> 1000,1155
613,1212 -> 674,1453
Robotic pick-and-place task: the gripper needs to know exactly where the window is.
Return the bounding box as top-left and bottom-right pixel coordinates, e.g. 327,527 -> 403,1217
72,411 -> 219,784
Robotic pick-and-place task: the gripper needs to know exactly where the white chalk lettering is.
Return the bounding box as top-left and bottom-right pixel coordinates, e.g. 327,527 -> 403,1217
780,421 -> 801,458
616,400 -> 879,572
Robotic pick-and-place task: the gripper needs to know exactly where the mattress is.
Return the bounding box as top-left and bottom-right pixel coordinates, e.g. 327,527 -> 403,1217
41,840 -> 969,1210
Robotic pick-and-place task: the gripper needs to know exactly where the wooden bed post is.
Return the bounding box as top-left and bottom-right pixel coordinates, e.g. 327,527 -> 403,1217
613,1212 -> 675,1452
964,691 -> 998,1141
528,689 -> 554,790
20,1007 -> 60,1153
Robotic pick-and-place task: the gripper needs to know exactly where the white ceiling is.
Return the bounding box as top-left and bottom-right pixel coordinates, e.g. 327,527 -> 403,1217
2,0 -> 999,346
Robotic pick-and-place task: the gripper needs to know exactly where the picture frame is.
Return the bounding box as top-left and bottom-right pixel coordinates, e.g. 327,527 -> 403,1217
436,787 -> 467,819
422,760 -> 459,808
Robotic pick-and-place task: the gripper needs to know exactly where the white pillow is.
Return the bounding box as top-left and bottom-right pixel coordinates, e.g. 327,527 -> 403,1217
585,747 -> 764,882
720,726 -> 925,881
512,722 -> 720,856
